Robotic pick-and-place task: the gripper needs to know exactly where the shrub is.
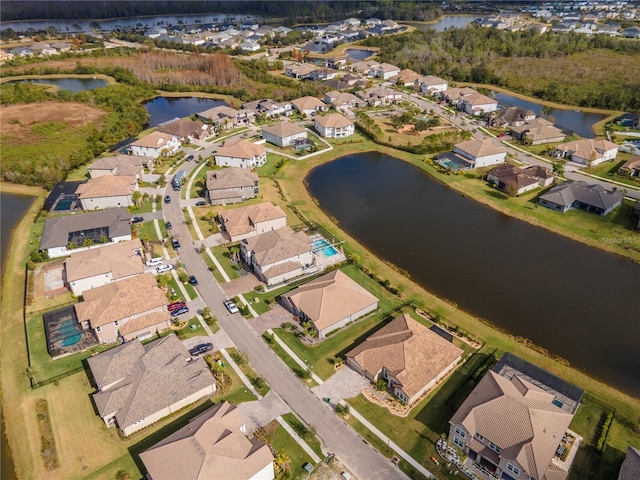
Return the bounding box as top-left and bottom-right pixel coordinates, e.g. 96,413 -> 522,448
596,413 -> 614,451
376,379 -> 387,391
335,403 -> 350,416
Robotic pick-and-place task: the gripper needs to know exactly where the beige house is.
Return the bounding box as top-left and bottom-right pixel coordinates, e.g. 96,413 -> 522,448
241,227 -> 314,285
453,139 -> 507,169
129,131 -> 180,158
291,96 -> 327,116
487,164 -> 555,196
214,139 -> 266,169
441,87 -> 477,103
346,313 -> 463,405
323,91 -> 366,110
415,75 -> 448,94
218,202 -> 287,242
389,68 -> 421,86
196,105 -> 255,131
357,86 -> 402,106
285,63 -> 318,79
510,118 -> 565,145
88,155 -> 147,180
76,176 -> 137,210
261,122 -> 307,147
283,270 -> 378,339
314,114 -> 354,138
140,401 -> 274,480
65,239 -> 144,296
553,139 -> 618,167
457,93 -> 498,115
74,272 -> 169,343
87,334 -> 216,436
370,62 -> 401,80
206,168 -> 259,206
490,106 -> 536,129
619,156 -> 640,177
155,118 -> 211,142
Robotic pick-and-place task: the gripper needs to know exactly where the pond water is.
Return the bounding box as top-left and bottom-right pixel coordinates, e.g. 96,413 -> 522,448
307,152 -> 640,398
142,96 -> 228,127
8,77 -> 108,93
407,15 -> 478,32
494,92 -> 607,139
345,48 -> 377,61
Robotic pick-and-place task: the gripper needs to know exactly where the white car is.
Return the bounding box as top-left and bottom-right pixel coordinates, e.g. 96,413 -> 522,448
157,264 -> 174,273
223,300 -> 239,314
146,257 -> 163,267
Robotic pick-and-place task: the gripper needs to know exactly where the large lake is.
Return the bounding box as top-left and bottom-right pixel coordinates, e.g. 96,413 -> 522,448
142,96 -> 227,127
8,77 -> 108,93
307,152 -> 640,397
406,15 -> 478,32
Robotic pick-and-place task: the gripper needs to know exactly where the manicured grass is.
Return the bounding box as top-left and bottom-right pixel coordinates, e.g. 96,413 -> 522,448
280,413 -> 323,458
186,163 -> 211,200
212,363 -> 258,404
262,333 -> 318,387
193,206 -> 219,236
258,153 -> 292,178
129,198 -> 154,214
209,244 -> 241,281
205,126 -> 250,142
584,155 -> 640,188
174,317 -> 207,340
166,278 -> 187,302
136,220 -> 162,242
270,423 -> 316,479
182,207 -> 199,240
226,347 -> 270,398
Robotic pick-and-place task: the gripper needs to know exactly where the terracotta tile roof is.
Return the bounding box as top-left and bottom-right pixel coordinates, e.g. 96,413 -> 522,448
130,131 -> 176,149
390,69 -> 421,83
155,118 -> 207,138
76,176 -> 136,199
117,311 -> 170,337
206,168 -> 258,191
443,87 -> 477,101
261,121 -> 306,138
417,74 -> 448,86
314,113 -> 353,129
619,446 -> 640,480
262,260 -> 303,279
291,96 -> 327,111
89,335 -> 215,432
555,139 -> 618,160
459,92 -> 496,106
139,401 -> 274,480
455,139 -> 507,158
450,370 -> 574,480
89,155 -> 145,176
219,202 -> 287,238
620,155 -> 640,172
74,272 -> 168,328
65,239 -> 143,282
243,227 -> 312,266
284,270 -> 378,331
346,314 -> 462,399
215,140 -> 265,160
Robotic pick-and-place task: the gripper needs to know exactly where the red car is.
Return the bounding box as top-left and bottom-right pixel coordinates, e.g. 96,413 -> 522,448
168,301 -> 187,312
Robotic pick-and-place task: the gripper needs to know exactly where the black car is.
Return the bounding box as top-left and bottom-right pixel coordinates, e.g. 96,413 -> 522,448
188,275 -> 198,286
195,201 -> 206,206
165,221 -> 172,230
131,216 -> 144,223
164,195 -> 171,204
190,343 -> 213,356
172,239 -> 181,251
185,154 -> 194,162
170,306 -> 189,316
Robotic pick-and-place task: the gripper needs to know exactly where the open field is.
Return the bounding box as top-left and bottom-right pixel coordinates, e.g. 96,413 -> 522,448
371,114 -> 457,146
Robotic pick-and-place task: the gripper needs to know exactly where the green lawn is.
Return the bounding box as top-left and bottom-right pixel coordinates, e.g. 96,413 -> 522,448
209,245 -> 241,281
201,248 -> 226,283
226,347 -> 270,397
280,413 -> 323,458
166,278 -> 186,302
174,317 -> 207,340
205,126 -> 250,142
193,206 -> 219,236
258,154 -> 292,178
186,164 -> 212,200
262,333 -> 318,387
129,198 -> 154,214
269,423 -> 316,479
136,220 -> 163,242
584,157 -> 640,188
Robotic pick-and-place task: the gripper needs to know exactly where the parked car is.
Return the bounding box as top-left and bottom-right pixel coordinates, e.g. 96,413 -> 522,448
146,257 -> 163,267
195,200 -> 206,206
165,221 -> 172,230
157,264 -> 173,273
190,343 -> 213,356
185,154 -> 194,162
172,239 -> 180,251
164,195 -> 171,204
168,301 -> 187,312
223,300 -> 239,314
170,306 -> 189,316
131,216 -> 144,223
188,275 -> 198,286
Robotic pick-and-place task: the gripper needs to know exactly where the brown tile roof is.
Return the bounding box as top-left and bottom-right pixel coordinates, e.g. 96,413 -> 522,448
620,155 -> 640,172
215,140 -> 265,160
417,75 -> 448,86
89,335 -> 215,432
284,270 -> 378,331
75,272 -> 168,328
206,168 -> 258,191
287,63 -> 317,75
89,155 -> 145,176
510,118 -> 565,142
219,202 -> 287,238
291,96 -> 326,111
76,176 -> 136,199
443,87 -> 477,102
555,139 -> 618,159
488,164 -> 553,190
314,113 -> 353,129
455,139 -> 507,158
450,370 -> 573,480
65,239 -> 143,282
156,118 -> 207,138
243,227 -> 312,266
325,91 -> 362,107
390,69 -> 420,83
139,401 -> 274,480
197,105 -> 242,121
346,314 -> 462,399
117,311 -> 170,337
459,92 -> 496,107
262,260 -> 303,279
261,121 -> 306,138
130,131 -> 176,149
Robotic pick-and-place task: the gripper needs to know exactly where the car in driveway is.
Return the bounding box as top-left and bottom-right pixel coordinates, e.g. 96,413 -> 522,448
170,306 -> 189,316
157,264 -> 174,273
189,343 -> 213,356
165,221 -> 172,230
223,300 -> 239,314
188,275 -> 198,286
168,301 -> 187,312
172,239 -> 180,251
195,200 -> 207,206
164,195 -> 171,204
131,216 -> 144,223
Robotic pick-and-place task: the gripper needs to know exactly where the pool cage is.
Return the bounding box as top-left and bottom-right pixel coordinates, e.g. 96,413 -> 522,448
67,226 -> 110,248
43,306 -> 98,358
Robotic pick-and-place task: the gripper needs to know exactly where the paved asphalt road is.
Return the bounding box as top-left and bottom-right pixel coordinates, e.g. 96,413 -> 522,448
161,162 -> 408,480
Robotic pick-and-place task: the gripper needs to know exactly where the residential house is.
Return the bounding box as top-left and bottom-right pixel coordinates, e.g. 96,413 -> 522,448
283,270 -> 378,339
291,96 -> 327,116
365,18 -> 382,27
415,75 -> 448,95
0,50 -> 14,62
327,57 -> 348,70
381,19 -> 399,30
323,79 -> 350,91
324,91 -> 366,110
30,42 -> 57,55
553,139 -> 618,166
140,401 -> 275,480
65,239 -> 143,296
214,139 -> 266,169
50,42 -> 72,52
88,155 -> 146,180
357,86 -> 402,106
239,42 -> 260,52
314,113 -> 354,138
618,446 -> 640,480
490,106 -> 536,128
75,272 -> 170,343
196,105 -> 254,132
441,87 -> 477,104
218,202 -> 287,242
40,207 -> 132,258
309,67 -> 340,82
261,122 -> 307,147
9,46 -> 33,57
155,118 -> 210,142
242,99 -> 292,118
87,335 -> 216,436
390,69 -> 421,87
453,139 -> 508,169
487,164 -> 555,196
539,180 -> 623,215
346,313 -> 463,405
510,118 -> 566,145
370,62 -> 401,80
76,176 -> 137,210
241,227 -> 314,285
129,132 -> 180,158
349,60 -> 378,76
343,18 -> 361,28
622,26 -> 640,38
449,353 -> 582,480
457,92 -> 498,115
285,63 -> 318,80
206,168 -> 259,206
618,156 -> 640,177
240,21 -> 259,31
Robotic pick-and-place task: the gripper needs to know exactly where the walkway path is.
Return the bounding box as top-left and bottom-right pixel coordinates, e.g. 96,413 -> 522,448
267,329 -> 324,384
276,415 -> 323,462
220,348 -> 262,399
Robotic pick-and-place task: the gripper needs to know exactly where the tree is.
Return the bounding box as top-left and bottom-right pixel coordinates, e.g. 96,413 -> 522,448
552,161 -> 565,176
72,23 -> 82,31
115,471 -> 132,480
132,190 -> 142,207
89,21 -> 101,32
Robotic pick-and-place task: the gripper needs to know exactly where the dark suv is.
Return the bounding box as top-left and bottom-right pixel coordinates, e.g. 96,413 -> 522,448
164,195 -> 171,204
170,306 -> 189,316
190,343 -> 213,356
188,275 -> 198,286
172,239 -> 180,251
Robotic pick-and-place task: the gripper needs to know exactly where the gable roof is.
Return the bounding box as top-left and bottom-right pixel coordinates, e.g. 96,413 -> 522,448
284,270 -> 378,331
88,335 -> 215,432
443,87 -> 477,101
242,227 -> 311,266
206,168 -> 258,191
74,272 -> 168,328
459,92 -> 497,107
76,176 -> 136,199
215,140 -> 264,160
417,74 -> 448,86
156,118 -> 207,138
539,181 -> 623,211
455,139 -> 507,159
488,164 -> 553,190
347,314 -> 463,399
314,113 -> 353,129
555,139 -> 618,160
89,155 -> 146,176
130,131 -> 176,149
291,96 -> 326,111
40,207 -> 131,250
510,118 -> 565,142
495,106 -> 536,124
450,370 -> 574,480
65,239 -> 143,283
139,401 -> 274,480
325,91 -> 362,106
197,105 -> 244,121
219,202 -> 287,238
261,121 -> 306,138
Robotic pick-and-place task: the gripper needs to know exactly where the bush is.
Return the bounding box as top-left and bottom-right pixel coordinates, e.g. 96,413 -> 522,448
376,379 -> 388,391
335,403 -> 350,415
596,413 -> 614,451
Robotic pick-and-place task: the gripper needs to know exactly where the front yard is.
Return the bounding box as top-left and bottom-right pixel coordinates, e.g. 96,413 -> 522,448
583,155 -> 640,188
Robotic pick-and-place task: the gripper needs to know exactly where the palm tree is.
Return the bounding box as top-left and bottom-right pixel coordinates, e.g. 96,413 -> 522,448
132,190 -> 142,208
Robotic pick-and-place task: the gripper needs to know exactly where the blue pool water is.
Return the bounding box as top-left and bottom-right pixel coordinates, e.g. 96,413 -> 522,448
59,320 -> 82,347
312,239 -> 338,257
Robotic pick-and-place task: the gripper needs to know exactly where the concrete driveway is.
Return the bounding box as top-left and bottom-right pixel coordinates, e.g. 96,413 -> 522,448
312,367 -> 370,407
239,391 -> 291,433
250,304 -> 293,335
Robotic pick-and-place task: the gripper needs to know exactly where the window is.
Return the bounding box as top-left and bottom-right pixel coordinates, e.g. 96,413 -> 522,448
453,437 -> 464,447
455,427 -> 466,438
475,433 -> 485,441
96,326 -> 102,332
114,321 -> 119,326
489,442 -> 501,453
506,463 -> 520,475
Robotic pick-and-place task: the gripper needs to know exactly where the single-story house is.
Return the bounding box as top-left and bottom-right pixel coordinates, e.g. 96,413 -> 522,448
242,99 -> 292,118
510,118 -> 566,145
390,69 -> 421,87
415,75 -> 448,94
88,155 -> 147,180
241,227 -> 314,285
40,207 -> 132,258
324,91 -> 366,110
357,86 -> 402,106
129,132 -> 180,158
622,26 -> 640,38
618,446 -> 640,480
239,41 -> 260,52
309,67 -> 340,82
30,42 -> 57,55
206,168 -> 259,206
261,122 -> 307,147
539,180 -> 623,215
140,401 -> 275,480
87,335 -> 216,436
285,63 -> 318,79
487,164 -> 555,196
348,60 -> 378,75
65,239 -> 143,296
290,96 -> 327,116
50,42 -> 72,52
9,46 -> 34,57
75,272 -> 170,343
283,269 -> 378,339
346,313 -> 463,405
618,156 -> 640,177
314,113 -> 354,138
553,139 -> 619,167
370,62 -> 401,80
490,106 -> 536,128
218,202 -> 287,242
453,139 -> 507,169
214,139 -> 266,169
155,118 -> 211,142
76,175 -> 137,210
196,105 -> 254,132
457,92 -> 498,115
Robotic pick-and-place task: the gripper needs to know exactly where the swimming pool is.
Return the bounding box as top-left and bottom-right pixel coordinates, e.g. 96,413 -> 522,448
59,319 -> 82,347
311,239 -> 338,257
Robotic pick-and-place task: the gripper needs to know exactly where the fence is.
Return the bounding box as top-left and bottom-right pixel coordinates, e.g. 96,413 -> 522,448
30,365 -> 86,389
